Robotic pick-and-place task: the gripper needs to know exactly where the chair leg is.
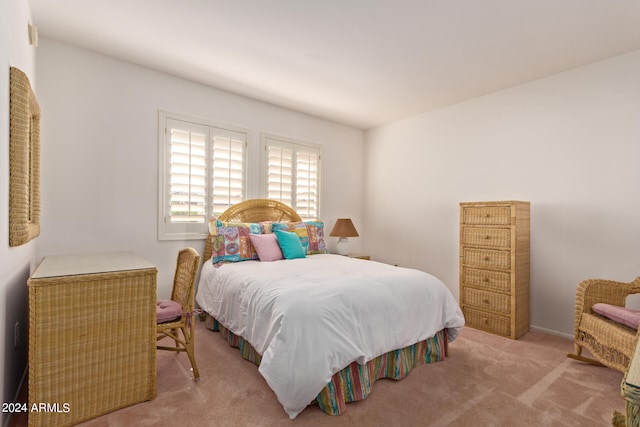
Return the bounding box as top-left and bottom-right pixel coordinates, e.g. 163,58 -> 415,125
566,349 -> 605,367
566,339 -> 606,366
181,325 -> 200,380
171,328 -> 180,349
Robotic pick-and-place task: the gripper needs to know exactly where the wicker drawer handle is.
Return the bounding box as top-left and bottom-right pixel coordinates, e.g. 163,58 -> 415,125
483,278 -> 490,283
484,235 -> 490,240
482,298 -> 490,304
484,256 -> 490,261
482,317 -> 488,324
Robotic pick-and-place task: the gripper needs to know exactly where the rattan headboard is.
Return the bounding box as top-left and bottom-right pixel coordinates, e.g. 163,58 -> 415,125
203,199 -> 301,262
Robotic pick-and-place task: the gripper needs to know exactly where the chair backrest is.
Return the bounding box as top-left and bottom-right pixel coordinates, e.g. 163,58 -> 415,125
171,248 -> 201,312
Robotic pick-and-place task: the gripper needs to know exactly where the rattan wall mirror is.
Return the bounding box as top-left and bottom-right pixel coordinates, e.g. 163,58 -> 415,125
9,67 -> 41,246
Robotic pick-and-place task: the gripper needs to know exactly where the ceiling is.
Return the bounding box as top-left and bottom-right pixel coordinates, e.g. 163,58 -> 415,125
29,0 -> 640,130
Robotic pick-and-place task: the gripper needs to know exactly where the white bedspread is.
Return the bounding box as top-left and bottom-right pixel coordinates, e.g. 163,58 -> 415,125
196,254 -> 464,419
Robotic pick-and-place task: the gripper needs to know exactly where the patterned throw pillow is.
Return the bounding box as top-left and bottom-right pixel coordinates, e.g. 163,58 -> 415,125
210,220 -> 265,263
304,221 -> 328,255
271,221 -> 327,255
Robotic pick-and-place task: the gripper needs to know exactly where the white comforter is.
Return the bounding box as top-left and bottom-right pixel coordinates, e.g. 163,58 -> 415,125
196,254 -> 464,419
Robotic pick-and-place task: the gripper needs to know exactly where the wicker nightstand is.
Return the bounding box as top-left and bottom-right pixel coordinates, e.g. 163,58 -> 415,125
27,252 -> 157,426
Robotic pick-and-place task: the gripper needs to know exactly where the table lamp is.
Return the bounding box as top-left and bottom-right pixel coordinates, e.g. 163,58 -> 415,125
329,218 -> 359,255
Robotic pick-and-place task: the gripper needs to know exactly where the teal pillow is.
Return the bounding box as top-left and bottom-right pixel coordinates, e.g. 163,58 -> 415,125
275,230 -> 307,259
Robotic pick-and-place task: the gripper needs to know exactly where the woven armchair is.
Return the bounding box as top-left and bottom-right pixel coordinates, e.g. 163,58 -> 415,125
567,276 -> 640,373
157,248 -> 201,380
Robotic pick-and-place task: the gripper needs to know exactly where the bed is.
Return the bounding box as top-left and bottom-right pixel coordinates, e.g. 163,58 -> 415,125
195,199 -> 465,419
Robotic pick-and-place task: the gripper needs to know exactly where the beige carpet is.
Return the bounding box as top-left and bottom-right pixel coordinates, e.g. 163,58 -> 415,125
14,321 -> 626,426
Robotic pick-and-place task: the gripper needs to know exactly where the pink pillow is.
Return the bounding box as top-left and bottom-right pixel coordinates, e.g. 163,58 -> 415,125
249,233 -> 283,261
157,299 -> 183,323
592,303 -> 640,330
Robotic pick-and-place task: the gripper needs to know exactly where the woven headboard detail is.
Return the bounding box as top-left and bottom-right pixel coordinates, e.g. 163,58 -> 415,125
203,199 -> 301,262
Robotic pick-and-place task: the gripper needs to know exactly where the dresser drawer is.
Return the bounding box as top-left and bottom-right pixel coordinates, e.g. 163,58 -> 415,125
462,206 -> 511,225
462,248 -> 511,270
461,267 -> 511,293
461,227 -> 511,249
462,287 -> 510,314
462,306 -> 511,337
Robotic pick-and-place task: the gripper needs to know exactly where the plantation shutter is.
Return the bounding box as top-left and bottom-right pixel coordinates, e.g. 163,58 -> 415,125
264,136 -> 321,219
266,141 -> 294,208
168,121 -> 207,224
160,113 -> 247,240
295,148 -> 320,218
211,130 -> 246,215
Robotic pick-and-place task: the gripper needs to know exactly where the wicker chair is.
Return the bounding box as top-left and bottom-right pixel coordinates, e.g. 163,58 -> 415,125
567,276 -> 640,373
157,248 -> 201,380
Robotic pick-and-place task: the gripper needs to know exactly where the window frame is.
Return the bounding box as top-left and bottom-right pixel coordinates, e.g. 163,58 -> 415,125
158,111 -> 248,240
261,133 -> 322,219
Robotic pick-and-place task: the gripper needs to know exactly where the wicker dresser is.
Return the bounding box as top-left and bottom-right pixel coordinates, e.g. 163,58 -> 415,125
27,252 -> 157,426
459,201 -> 530,339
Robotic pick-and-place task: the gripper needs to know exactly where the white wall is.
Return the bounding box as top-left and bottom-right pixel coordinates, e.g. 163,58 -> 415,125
0,0 -> 37,422
35,38 -> 364,298
364,49 -> 640,337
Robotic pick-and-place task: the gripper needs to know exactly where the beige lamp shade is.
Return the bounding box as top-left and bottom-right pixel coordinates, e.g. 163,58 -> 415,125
330,218 -> 359,255
329,218 -> 359,237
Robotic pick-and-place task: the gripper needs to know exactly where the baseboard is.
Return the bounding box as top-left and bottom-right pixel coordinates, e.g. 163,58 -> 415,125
530,324 -> 573,340
4,367 -> 28,427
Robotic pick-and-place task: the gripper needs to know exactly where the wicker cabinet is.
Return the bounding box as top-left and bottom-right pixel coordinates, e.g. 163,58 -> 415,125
27,252 -> 157,426
459,201 -> 530,339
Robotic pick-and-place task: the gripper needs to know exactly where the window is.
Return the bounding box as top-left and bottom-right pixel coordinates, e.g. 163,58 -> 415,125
158,111 -> 247,240
263,134 -> 321,219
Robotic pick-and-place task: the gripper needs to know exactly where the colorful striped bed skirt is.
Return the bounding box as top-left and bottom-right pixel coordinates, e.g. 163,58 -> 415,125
204,314 -> 449,416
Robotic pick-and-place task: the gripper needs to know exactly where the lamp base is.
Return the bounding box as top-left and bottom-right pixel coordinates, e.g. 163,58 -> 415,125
335,237 -> 350,256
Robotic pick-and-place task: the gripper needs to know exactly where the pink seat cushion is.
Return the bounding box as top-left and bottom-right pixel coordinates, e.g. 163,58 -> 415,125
157,299 -> 183,323
592,303 -> 640,330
